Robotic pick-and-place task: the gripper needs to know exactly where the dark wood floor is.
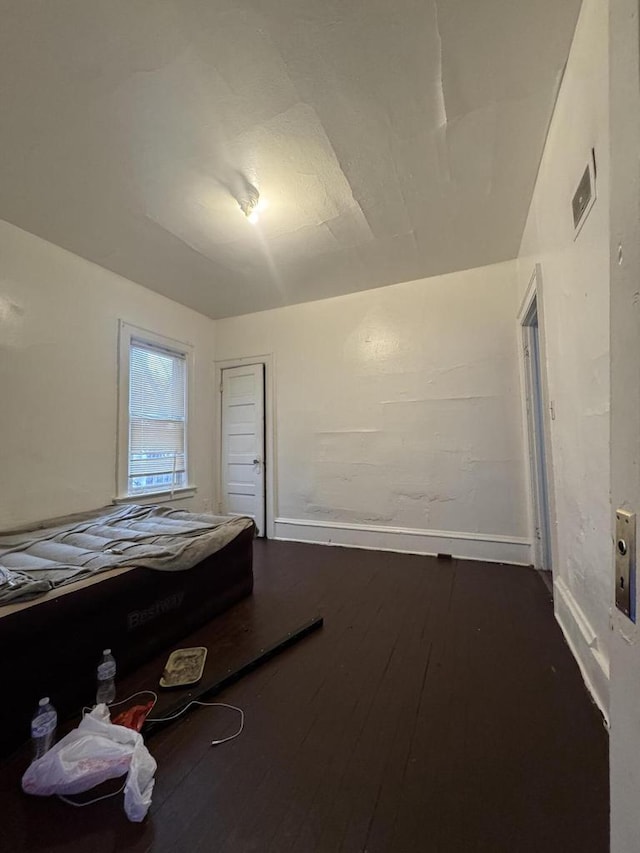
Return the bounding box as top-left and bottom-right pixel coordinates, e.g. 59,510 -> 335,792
0,541 -> 609,852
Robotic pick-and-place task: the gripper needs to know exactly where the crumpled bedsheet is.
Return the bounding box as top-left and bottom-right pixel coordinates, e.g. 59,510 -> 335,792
0,504 -> 254,604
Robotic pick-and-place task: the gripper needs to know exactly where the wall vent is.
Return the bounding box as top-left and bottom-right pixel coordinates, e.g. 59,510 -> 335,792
572,150 -> 597,238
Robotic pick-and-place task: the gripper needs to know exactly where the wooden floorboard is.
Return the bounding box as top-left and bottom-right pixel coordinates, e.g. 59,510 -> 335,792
0,540 -> 609,852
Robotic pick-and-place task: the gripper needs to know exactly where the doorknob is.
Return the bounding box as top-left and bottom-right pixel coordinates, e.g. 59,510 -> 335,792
253,458 -> 261,465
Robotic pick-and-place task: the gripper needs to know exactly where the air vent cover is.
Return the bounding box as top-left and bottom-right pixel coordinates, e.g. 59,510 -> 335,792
572,152 -> 597,238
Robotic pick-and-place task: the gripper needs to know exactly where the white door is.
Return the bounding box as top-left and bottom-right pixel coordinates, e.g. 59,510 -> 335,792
220,364 -> 265,535
610,1 -> 640,848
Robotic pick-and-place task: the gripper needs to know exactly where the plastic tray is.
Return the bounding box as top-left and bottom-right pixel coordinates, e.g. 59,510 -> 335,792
159,646 -> 208,688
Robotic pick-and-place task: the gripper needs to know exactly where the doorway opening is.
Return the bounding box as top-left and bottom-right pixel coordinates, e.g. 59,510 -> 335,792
520,276 -> 553,573
521,276 -> 553,572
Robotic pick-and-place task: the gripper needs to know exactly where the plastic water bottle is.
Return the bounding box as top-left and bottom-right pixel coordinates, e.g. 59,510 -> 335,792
31,697 -> 57,761
96,648 -> 117,705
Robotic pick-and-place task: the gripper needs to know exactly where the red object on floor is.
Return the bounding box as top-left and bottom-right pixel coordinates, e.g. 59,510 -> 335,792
112,700 -> 155,732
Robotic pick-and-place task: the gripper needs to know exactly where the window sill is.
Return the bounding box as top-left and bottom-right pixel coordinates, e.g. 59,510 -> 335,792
113,486 -> 198,506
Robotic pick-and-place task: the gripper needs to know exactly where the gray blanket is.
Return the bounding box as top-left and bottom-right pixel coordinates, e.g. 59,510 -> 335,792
0,504 -> 254,604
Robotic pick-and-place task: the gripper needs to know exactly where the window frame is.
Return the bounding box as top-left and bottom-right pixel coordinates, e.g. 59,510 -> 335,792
115,321 -> 197,503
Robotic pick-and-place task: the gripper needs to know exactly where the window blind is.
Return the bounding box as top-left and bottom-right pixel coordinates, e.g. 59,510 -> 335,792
128,340 -> 187,494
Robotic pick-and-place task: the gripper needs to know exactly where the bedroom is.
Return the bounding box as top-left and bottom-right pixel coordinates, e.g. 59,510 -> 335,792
0,0 -> 639,850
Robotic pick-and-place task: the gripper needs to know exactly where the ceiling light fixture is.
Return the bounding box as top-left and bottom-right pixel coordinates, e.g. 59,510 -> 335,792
247,197 -> 269,225
239,183 -> 261,224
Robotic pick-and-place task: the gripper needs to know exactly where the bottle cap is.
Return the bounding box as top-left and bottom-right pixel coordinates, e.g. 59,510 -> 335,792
103,649 -> 111,655
39,697 -> 49,706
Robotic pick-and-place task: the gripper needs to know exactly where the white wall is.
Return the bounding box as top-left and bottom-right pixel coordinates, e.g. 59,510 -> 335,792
517,0 -> 611,714
215,260 -> 530,563
0,220 -> 217,529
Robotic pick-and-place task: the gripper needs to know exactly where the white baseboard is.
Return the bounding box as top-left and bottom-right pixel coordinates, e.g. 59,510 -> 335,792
554,577 -> 610,721
273,517 -> 531,565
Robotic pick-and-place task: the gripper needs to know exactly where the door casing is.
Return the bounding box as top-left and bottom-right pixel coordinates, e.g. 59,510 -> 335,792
517,265 -> 558,573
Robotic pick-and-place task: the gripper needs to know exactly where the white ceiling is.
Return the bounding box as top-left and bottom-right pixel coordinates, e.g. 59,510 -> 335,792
0,0 -> 581,319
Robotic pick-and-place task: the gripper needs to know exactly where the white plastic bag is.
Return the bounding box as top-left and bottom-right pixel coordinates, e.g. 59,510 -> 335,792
22,704 -> 156,822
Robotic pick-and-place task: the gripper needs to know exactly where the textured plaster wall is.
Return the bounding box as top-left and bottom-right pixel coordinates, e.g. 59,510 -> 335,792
517,0 -> 611,709
215,260 -> 528,543
0,220 -> 216,529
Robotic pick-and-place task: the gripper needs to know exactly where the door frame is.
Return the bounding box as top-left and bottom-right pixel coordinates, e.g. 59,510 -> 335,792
517,264 -> 558,572
214,354 -> 276,539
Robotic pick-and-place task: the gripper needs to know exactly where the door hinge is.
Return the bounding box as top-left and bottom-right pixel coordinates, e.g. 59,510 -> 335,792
219,380 -> 223,393
550,401 -> 556,420
523,344 -> 530,358
535,526 -> 542,540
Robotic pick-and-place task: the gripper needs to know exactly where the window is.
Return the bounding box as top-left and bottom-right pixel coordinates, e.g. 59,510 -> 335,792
117,322 -> 195,500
